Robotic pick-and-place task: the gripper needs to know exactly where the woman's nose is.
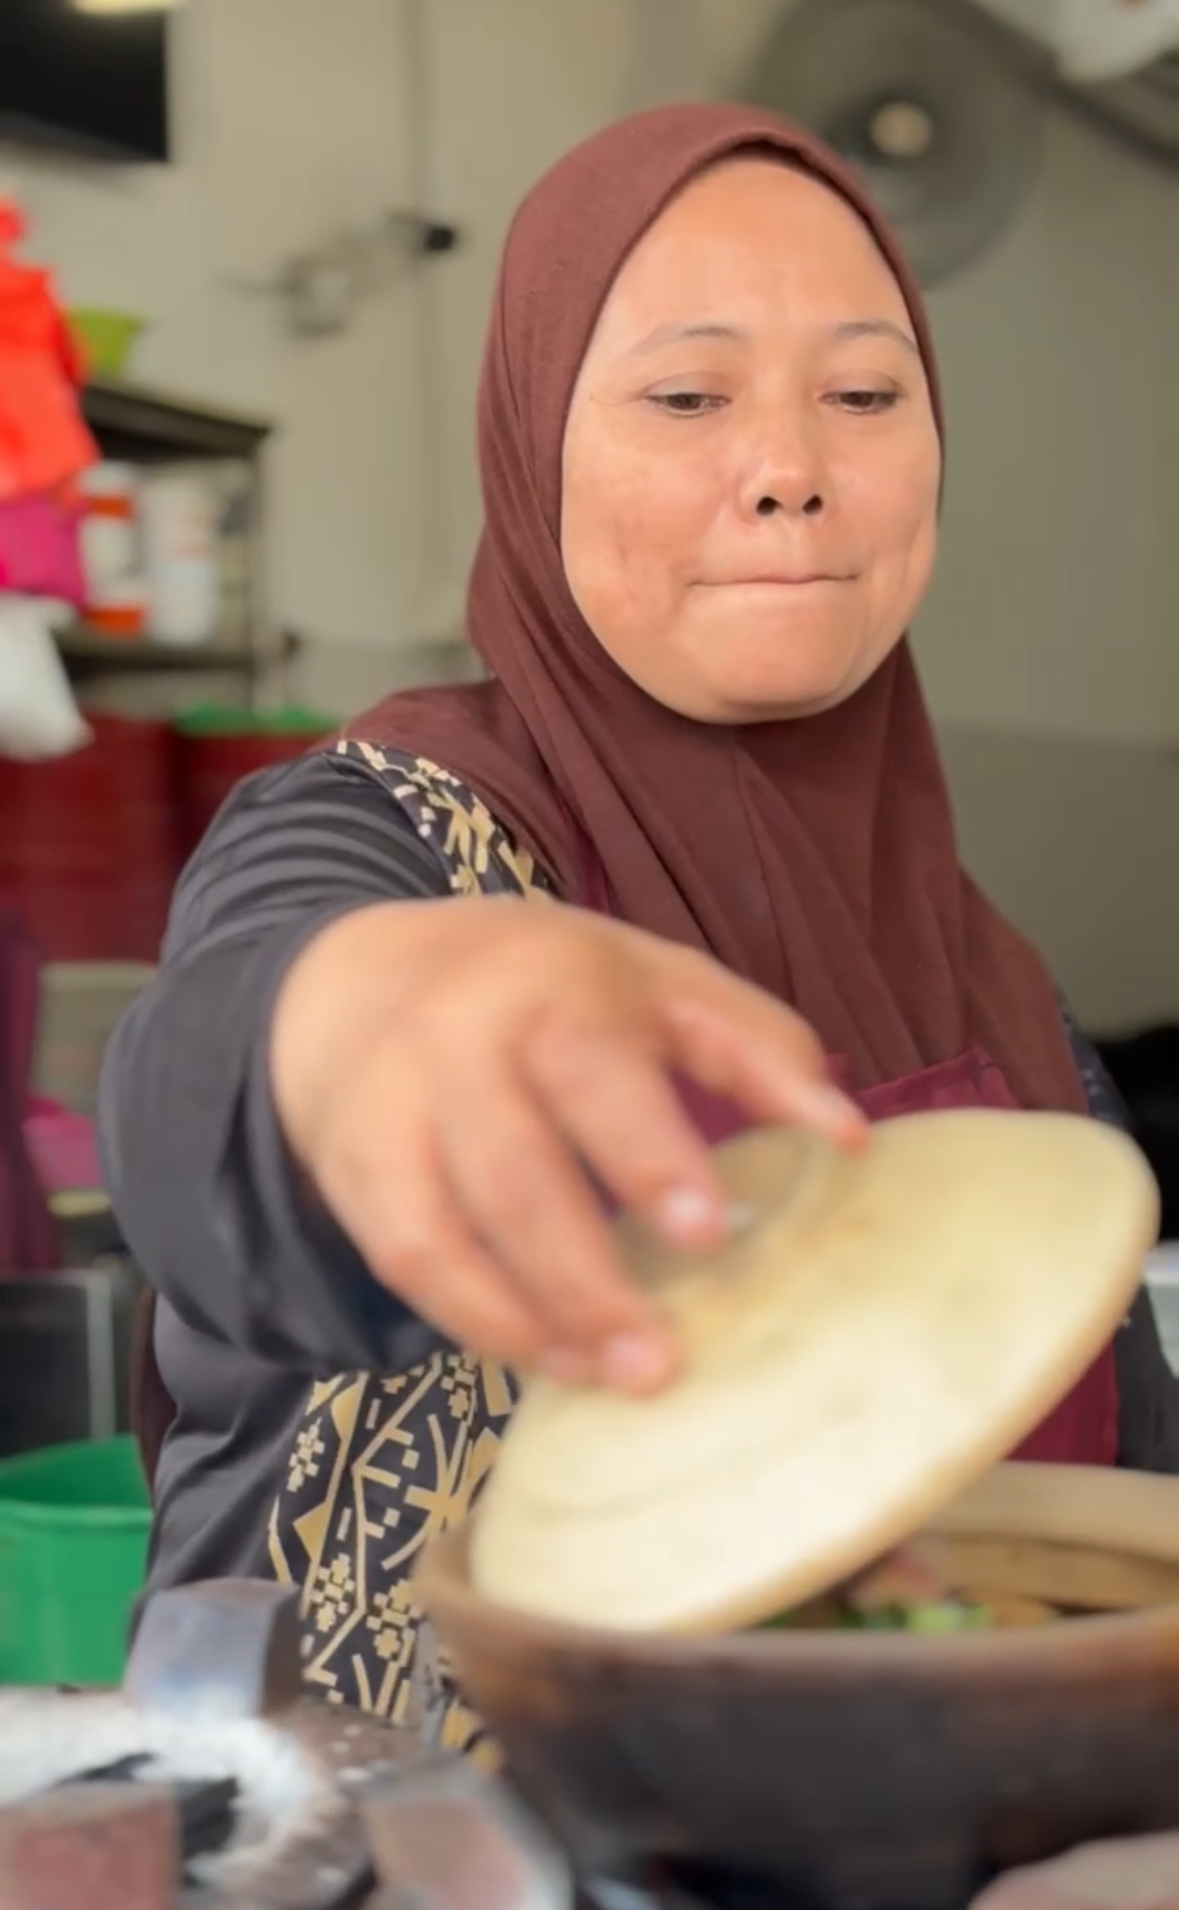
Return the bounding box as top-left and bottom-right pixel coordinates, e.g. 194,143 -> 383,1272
737,412 -> 829,522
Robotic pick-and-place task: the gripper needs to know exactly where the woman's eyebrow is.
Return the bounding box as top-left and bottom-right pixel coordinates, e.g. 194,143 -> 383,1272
624,316 -> 919,357
625,320 -> 746,356
830,317 -> 920,355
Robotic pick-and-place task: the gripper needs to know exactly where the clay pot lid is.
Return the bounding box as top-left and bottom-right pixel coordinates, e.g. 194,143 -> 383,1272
470,1110 -> 1157,1634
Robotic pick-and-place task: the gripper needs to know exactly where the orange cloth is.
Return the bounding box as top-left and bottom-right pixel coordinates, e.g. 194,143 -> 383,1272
0,201 -> 97,503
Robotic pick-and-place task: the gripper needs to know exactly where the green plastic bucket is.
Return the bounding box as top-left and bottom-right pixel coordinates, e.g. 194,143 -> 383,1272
0,1437 -> 151,1687
173,703 -> 336,738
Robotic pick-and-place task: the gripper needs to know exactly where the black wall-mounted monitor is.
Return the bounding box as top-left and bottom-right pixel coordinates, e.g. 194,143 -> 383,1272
0,1 -> 171,165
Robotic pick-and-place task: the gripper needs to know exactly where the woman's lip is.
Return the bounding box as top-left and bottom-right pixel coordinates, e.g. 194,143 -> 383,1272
701,574 -> 847,587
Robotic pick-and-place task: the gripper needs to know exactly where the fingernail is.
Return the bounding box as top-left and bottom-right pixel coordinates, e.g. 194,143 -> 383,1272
602,1333 -> 677,1394
655,1184 -> 723,1244
540,1348 -> 596,1387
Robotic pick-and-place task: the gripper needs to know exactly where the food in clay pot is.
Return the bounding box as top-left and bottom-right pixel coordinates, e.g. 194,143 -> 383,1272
755,1541 -> 1060,1637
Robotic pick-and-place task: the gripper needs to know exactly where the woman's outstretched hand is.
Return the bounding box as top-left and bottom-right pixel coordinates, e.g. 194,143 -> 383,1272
271,899 -> 865,1393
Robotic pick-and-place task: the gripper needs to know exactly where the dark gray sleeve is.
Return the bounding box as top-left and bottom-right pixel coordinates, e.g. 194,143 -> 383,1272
98,749 -> 457,1376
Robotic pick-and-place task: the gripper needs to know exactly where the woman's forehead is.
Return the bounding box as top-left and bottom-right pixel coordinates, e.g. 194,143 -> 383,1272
587,156 -> 913,352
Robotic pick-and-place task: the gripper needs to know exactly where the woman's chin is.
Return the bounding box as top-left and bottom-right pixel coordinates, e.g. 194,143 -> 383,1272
671,642 -> 867,724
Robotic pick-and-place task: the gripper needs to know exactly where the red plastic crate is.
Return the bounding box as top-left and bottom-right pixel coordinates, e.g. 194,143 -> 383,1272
175,728 -> 328,855
0,714 -> 179,963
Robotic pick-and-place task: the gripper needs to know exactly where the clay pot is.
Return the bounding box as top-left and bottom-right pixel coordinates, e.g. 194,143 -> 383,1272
417,1463 -> 1179,1910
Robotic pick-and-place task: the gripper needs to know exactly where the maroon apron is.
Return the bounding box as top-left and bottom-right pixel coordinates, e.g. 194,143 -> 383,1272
572,834 -> 1119,1468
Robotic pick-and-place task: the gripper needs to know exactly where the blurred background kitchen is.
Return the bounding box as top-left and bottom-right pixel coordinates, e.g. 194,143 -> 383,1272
0,0 -> 1175,1684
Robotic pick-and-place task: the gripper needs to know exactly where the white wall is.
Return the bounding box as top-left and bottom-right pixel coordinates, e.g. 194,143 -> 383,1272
941,723 -> 1179,1032
916,108 -> 1178,749
5,0 -> 1177,1026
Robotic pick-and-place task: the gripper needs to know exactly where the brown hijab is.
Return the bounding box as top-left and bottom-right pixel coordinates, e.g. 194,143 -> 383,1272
347,102 -> 1085,1115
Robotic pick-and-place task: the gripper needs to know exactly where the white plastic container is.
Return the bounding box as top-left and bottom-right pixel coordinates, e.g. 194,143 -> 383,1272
78,463 -> 146,638
139,471 -> 221,648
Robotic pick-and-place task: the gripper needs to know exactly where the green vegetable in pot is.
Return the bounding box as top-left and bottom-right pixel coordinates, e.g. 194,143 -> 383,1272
752,1543 -> 1065,1634
758,1596 -> 995,1634
903,1600 -> 993,1634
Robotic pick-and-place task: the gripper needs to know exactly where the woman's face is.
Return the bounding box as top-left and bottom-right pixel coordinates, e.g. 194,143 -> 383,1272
560,157 -> 941,723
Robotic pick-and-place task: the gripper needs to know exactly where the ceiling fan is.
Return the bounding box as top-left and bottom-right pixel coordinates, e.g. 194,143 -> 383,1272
735,0 -> 1179,289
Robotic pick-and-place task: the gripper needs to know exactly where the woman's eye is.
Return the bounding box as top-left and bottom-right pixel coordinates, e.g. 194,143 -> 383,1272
830,389 -> 900,416
648,391 -> 726,417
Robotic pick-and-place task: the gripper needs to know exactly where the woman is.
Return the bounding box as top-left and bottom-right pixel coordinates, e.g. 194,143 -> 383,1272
101,104 -> 1179,1744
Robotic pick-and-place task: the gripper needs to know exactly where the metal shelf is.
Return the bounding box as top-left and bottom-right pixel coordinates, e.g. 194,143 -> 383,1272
56,624 -> 256,677
80,378 -> 274,462
72,378 -> 276,708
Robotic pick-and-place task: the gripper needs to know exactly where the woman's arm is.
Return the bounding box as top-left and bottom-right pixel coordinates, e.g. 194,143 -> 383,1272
99,749 -> 461,1376
103,740 -> 856,1392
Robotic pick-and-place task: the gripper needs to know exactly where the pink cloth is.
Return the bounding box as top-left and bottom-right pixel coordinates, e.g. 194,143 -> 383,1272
23,1095 -> 101,1194
0,490 -> 86,605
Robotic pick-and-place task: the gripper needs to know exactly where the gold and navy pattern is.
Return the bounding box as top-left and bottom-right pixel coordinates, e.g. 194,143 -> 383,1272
341,742 -> 550,901
268,747 -> 549,1753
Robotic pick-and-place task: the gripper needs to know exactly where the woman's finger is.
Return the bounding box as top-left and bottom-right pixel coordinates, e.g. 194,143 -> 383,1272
319,1089 -> 551,1371
440,1061 -> 679,1392
651,945 -> 867,1148
521,1015 -> 730,1249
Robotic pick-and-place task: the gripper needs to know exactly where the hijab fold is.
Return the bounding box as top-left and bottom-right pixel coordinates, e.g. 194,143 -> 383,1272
347,103 -> 1085,1116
